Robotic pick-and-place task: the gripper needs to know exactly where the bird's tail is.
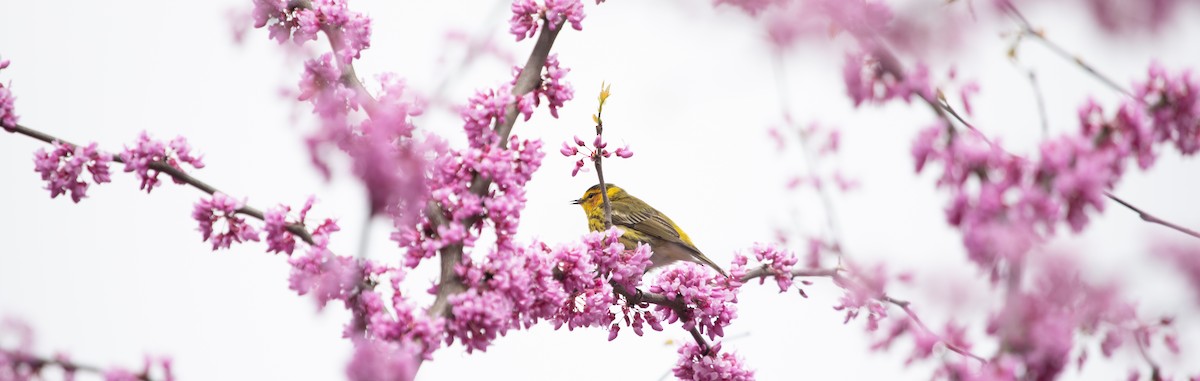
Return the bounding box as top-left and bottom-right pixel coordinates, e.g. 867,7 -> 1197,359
692,252 -> 729,278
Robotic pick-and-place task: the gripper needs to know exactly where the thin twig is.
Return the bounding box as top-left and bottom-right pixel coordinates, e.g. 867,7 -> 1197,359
9,124 -> 315,244
999,1 -> 1134,98
770,51 -> 845,263
1025,69 -> 1050,138
0,349 -> 160,381
882,296 -> 989,364
1106,193 -> 1200,240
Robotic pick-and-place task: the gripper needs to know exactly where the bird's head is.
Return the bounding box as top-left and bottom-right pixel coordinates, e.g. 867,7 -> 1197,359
571,183 -> 625,212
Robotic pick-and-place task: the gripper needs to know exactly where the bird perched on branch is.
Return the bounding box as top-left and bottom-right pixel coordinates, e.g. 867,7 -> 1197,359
572,183 -> 727,276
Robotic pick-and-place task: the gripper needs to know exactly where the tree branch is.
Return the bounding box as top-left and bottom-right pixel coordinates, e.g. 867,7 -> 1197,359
1106,192 -> 1200,240
8,123 -> 315,244
426,21 -> 564,319
999,1 -> 1134,99
0,349 -> 161,381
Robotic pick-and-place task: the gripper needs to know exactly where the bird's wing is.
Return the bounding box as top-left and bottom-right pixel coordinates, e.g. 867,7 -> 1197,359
610,199 -> 694,249
611,198 -> 727,276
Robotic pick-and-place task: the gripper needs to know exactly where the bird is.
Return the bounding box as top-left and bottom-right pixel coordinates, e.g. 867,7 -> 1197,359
572,183 -> 728,276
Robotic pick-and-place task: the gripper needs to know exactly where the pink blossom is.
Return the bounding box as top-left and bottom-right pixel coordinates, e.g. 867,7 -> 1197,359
192,193 -> 261,250
298,53 -> 354,120
673,342 -> 755,381
832,263 -> 888,331
1135,62 -> 1200,156
843,49 -> 932,107
613,145 -> 633,158
544,0 -> 585,32
509,0 -> 540,41
32,142 -> 112,203
0,63 -> 16,130
713,0 -> 780,16
366,277 -> 445,359
263,204 -> 297,255
288,246 -> 360,308
1082,0 -> 1180,33
346,338 -> 416,381
587,228 -> 652,292
103,368 -> 139,381
446,289 -> 514,353
251,0 -> 372,62
650,262 -> 739,340
747,243 -> 798,292
532,54 -> 573,118
120,131 -> 205,193
460,85 -> 515,148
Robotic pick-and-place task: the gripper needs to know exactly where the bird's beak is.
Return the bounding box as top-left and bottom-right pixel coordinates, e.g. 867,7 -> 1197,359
570,199 -> 582,205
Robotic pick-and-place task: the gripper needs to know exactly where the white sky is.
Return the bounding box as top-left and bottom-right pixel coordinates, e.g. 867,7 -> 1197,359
2,0 -> 1199,380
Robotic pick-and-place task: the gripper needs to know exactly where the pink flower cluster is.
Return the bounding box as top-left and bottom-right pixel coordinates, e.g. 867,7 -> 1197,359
524,54 -> 574,118
554,229 -> 659,338
913,64 -> 1200,270
650,262 -> 739,340
561,134 -> 633,177
263,197 -> 319,255
393,82 -> 545,267
831,263 -> 888,331
1080,0 -> 1183,33
192,192 -> 261,250
298,53 -> 357,122
363,276 -> 445,359
284,210 -> 355,308
33,142 -> 112,203
0,58 -> 16,131
747,243 -> 798,292
843,50 -> 933,107
0,319 -> 175,381
446,242 -> 564,353
346,337 -> 416,381
441,229 -> 655,353
673,342 -> 754,381
509,0 -> 587,41
1134,62 -> 1200,156
119,131 -> 205,193
978,257 -> 1140,380
252,0 -> 372,64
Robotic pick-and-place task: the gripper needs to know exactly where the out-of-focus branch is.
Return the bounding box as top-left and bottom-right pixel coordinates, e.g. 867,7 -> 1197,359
427,21 -> 564,319
999,0 -> 1134,98
0,349 -> 160,381
882,296 -> 989,364
1106,193 -> 1200,240
770,51 -> 845,262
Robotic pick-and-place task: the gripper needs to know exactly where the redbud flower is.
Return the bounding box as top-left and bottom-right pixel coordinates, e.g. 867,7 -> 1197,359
509,0 -> 540,41
544,0 -> 585,31
650,262 -> 739,340
263,204 -> 297,255
120,131 -> 205,193
192,193 -> 260,250
33,142 -> 112,203
592,134 -> 606,149
346,338 -> 416,381
673,342 -> 754,381
0,83 -> 16,131
288,246 -> 360,307
560,141 -> 578,156
749,243 -> 798,292
613,145 -> 633,158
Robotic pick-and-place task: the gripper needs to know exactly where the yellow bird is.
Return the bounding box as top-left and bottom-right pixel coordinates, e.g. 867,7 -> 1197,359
572,184 -> 727,276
